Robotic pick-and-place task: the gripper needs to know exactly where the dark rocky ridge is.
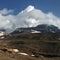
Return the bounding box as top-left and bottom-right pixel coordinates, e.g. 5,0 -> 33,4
11,24 -> 60,34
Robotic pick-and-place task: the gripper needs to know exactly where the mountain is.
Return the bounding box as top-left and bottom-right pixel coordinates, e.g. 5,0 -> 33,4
11,24 -> 60,34
34,24 -> 60,33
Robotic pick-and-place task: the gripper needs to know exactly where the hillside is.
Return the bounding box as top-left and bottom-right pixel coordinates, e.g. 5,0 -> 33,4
0,33 -> 60,60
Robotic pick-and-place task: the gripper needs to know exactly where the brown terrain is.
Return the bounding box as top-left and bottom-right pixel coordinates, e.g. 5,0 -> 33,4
0,33 -> 60,60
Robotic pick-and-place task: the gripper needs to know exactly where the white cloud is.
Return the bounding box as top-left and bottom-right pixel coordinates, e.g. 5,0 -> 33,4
17,5 -> 60,28
0,5 -> 60,33
0,8 -> 13,15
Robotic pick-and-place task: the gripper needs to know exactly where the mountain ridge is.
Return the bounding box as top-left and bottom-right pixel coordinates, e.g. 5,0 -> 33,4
11,24 -> 60,34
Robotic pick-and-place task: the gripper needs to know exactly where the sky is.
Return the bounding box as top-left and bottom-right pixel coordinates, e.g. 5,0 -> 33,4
0,0 -> 60,33
0,0 -> 60,17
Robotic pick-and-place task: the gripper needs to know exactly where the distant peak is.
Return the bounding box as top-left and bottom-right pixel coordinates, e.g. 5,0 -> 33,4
25,5 -> 34,12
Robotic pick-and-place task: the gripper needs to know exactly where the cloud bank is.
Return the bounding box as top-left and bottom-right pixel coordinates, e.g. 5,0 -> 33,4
0,5 -> 60,33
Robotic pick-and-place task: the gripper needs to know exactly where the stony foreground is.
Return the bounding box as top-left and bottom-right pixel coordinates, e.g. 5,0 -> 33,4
0,33 -> 60,60
0,49 -> 60,60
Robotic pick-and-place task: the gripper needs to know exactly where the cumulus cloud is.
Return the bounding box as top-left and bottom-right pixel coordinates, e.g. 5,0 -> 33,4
17,5 -> 60,28
0,8 -> 13,15
0,5 -> 60,33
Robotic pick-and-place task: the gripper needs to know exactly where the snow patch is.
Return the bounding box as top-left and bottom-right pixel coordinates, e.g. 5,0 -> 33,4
18,53 -> 29,56
49,29 -> 55,33
0,31 -> 5,36
31,30 -> 41,33
0,36 -> 5,39
31,54 -> 35,57
12,49 -> 19,52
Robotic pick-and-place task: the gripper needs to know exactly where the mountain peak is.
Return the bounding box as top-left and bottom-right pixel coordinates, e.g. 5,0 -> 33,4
25,5 -> 34,12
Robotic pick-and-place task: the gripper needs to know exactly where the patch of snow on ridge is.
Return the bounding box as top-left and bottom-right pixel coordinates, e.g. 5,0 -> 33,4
49,29 -> 55,33
31,29 -> 41,33
0,31 -> 7,36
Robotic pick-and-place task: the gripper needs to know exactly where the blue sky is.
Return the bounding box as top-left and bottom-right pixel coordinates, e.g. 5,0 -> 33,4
0,0 -> 60,17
